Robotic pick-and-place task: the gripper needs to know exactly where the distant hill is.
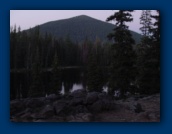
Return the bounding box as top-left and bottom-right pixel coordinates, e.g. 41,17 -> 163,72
27,15 -> 142,43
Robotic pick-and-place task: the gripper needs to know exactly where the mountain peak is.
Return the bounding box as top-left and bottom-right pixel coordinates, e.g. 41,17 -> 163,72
28,15 -> 141,43
72,15 -> 95,20
77,15 -> 90,18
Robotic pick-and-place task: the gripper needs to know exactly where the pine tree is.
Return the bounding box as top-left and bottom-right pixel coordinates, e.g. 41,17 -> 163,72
87,48 -> 103,92
140,10 -> 153,45
149,10 -> 160,93
50,52 -> 61,95
10,26 -> 17,99
29,47 -> 43,97
10,25 -> 18,70
140,10 -> 152,37
150,10 -> 160,41
106,10 -> 136,97
137,10 -> 160,94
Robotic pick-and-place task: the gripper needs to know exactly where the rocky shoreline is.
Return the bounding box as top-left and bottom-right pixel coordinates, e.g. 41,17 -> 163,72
10,89 -> 160,122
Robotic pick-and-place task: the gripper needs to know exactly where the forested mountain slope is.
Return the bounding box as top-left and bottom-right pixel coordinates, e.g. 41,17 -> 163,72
27,15 -> 141,43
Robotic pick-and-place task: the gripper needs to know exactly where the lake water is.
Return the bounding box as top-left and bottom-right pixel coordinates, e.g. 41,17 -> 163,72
10,68 -> 109,99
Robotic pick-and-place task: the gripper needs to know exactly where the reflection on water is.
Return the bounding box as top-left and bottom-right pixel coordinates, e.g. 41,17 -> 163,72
70,83 -> 84,92
60,83 -> 65,95
60,83 -> 108,95
103,86 -> 108,92
10,68 -> 109,99
60,82 -> 84,95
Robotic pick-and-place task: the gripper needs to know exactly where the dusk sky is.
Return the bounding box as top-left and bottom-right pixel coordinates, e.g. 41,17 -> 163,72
10,10 -> 156,34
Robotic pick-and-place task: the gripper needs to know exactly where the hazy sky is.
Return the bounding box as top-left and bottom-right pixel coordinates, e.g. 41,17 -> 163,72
10,10 -> 156,33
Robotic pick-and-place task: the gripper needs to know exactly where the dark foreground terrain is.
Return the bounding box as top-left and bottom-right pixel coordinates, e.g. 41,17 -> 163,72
10,89 -> 160,122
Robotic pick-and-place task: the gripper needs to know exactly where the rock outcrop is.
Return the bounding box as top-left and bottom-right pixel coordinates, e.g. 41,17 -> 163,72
10,91 -> 160,122
10,89 -> 116,122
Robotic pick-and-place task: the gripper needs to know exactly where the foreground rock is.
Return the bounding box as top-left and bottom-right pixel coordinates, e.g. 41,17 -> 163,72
10,90 -> 115,122
10,91 -> 160,122
94,93 -> 160,122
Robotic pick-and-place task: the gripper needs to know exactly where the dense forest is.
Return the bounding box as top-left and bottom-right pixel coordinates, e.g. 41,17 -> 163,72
10,10 -> 160,100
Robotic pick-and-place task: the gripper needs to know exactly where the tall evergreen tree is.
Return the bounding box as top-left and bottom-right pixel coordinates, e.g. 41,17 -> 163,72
140,10 -> 152,37
149,10 -> 160,93
10,26 -> 17,99
137,10 -> 160,94
87,48 -> 103,92
29,47 -> 43,97
139,10 -> 152,45
50,52 -> 61,95
150,10 -> 160,42
10,25 -> 18,69
106,10 -> 136,97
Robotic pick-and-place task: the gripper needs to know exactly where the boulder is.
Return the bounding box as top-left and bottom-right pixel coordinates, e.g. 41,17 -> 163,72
66,115 -> 75,121
69,97 -> 84,106
101,99 -> 116,111
144,111 -> 160,121
69,89 -> 87,98
134,103 -> 144,113
88,100 -> 103,113
62,104 -> 89,115
25,98 -> 45,109
65,89 -> 87,107
81,113 -> 93,122
75,113 -> 93,122
10,100 -> 26,116
74,105 -> 89,114
46,94 -> 60,101
53,100 -> 67,115
86,92 -> 99,105
98,92 -> 107,99
20,112 -> 33,120
41,105 -> 55,118
67,113 -> 93,122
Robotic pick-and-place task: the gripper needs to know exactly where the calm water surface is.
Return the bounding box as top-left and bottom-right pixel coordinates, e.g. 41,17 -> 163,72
10,68 -> 109,99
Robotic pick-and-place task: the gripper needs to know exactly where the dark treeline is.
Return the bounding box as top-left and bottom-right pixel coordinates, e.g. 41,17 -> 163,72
10,26 -> 112,69
10,10 -> 160,100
